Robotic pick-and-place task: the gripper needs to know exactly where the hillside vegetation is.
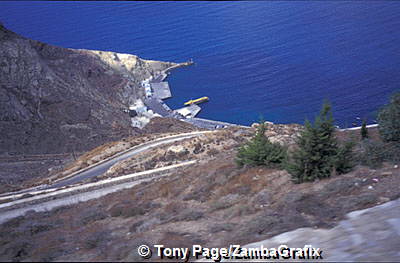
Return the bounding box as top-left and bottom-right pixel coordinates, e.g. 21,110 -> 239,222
1,123 -> 399,261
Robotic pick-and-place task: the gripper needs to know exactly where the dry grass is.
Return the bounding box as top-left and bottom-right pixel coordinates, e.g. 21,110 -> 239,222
2,126 -> 400,261
42,132 -> 180,184
104,129 -> 250,178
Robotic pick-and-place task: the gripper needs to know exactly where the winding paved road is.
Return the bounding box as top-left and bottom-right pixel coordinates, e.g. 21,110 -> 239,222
0,131 -> 211,200
0,161 -> 196,224
49,132 -> 209,188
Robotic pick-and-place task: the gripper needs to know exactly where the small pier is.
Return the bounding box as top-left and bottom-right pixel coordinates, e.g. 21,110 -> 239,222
174,104 -> 201,118
140,60 -> 194,119
150,82 -> 171,100
129,59 -> 246,130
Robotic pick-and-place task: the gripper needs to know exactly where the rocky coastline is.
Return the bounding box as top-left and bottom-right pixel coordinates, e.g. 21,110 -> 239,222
0,24 -> 176,155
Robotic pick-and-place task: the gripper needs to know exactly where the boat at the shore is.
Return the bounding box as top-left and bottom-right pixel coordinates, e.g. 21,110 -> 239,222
184,96 -> 209,106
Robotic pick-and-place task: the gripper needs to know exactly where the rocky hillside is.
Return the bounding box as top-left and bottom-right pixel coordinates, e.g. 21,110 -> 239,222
0,23 -> 175,155
1,126 -> 399,261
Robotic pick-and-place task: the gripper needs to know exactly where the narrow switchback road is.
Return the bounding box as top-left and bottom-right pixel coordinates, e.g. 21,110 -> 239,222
49,132 -> 209,189
0,131 -> 211,199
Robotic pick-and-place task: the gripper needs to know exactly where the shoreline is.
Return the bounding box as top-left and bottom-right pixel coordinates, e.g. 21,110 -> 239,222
339,123 -> 378,131
146,62 -> 375,131
165,59 -> 194,74
138,60 -> 248,130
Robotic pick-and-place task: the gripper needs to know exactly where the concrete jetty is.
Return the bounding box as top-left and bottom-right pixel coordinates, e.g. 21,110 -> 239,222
150,82 -> 171,99
140,60 -> 194,119
174,104 -> 201,118
164,59 -> 194,74
144,98 -> 172,117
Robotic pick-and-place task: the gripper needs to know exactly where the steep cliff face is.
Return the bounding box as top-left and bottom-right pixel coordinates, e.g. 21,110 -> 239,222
0,24 -> 174,154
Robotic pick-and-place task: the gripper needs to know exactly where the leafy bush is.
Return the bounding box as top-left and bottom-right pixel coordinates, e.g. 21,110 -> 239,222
378,91 -> 400,142
334,140 -> 356,174
80,208 -> 107,225
29,223 -> 53,235
108,204 -> 125,217
357,139 -> 400,168
236,122 -> 286,168
285,102 -> 354,183
108,203 -> 145,218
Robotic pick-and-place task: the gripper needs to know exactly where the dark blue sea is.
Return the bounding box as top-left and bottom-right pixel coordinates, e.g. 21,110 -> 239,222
2,1 -> 400,127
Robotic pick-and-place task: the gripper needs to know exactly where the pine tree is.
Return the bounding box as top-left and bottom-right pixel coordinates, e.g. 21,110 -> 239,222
285,102 -> 353,183
378,91 -> 400,142
361,119 -> 369,140
236,122 -> 286,168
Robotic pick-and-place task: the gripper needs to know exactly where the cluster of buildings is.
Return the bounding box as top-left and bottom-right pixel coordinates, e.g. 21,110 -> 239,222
143,79 -> 152,98
128,99 -> 156,129
127,65 -> 209,129
126,74 -> 174,129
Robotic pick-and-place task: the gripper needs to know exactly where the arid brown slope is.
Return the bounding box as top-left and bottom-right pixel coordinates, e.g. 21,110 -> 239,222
141,117 -> 202,134
0,24 -> 174,155
1,152 -> 398,262
1,127 -> 399,262
0,118 -> 198,193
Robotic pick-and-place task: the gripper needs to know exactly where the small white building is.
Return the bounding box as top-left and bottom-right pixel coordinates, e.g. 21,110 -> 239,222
129,100 -> 148,113
144,83 -> 152,98
128,99 -> 155,128
141,79 -> 149,87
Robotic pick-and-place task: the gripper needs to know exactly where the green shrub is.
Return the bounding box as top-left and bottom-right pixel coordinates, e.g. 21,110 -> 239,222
108,203 -> 145,218
285,102 -> 354,183
357,139 -> 400,168
80,208 -> 108,225
378,91 -> 400,142
236,122 -> 286,168
334,140 -> 356,174
357,139 -> 386,168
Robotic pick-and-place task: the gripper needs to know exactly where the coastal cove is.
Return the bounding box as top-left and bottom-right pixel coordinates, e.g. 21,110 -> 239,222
2,2 -> 400,261
2,1 -> 400,127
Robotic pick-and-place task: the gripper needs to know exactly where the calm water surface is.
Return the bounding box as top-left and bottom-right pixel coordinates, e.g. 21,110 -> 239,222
2,1 -> 400,126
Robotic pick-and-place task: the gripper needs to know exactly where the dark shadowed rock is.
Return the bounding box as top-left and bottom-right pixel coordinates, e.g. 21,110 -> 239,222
0,25 -> 174,155
252,189 -> 271,206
